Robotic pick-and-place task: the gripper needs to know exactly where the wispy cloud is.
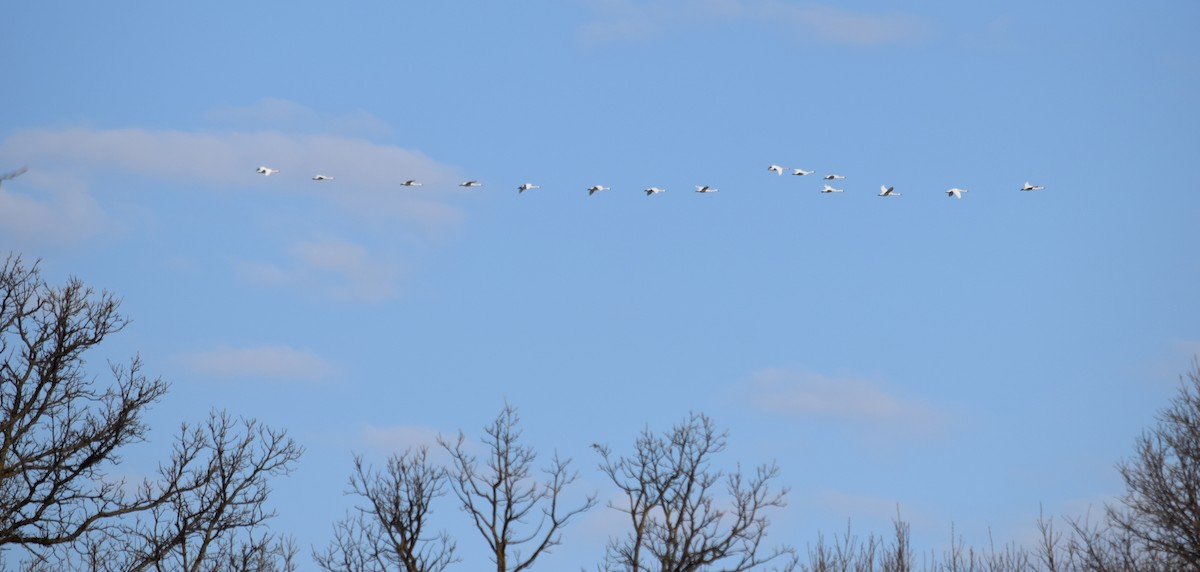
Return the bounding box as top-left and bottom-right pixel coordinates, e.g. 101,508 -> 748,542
0,100 -> 464,245
0,125 -> 459,193
183,344 -> 336,382
204,97 -> 392,138
812,489 -> 911,523
746,368 -> 948,434
578,0 -> 930,48
578,0 -> 743,45
1176,340 -> 1200,362
360,424 -> 443,451
760,2 -> 932,47
240,237 -> 399,302
0,170 -> 107,247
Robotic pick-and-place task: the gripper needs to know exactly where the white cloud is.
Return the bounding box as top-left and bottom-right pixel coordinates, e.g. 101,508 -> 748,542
746,368 -> 948,433
0,101 -> 465,244
578,0 -> 743,45
759,2 -> 931,47
578,0 -> 930,48
0,125 -> 459,193
1176,340 -> 1200,362
812,489 -> 909,523
360,424 -> 444,451
0,170 -> 107,247
184,344 -> 336,382
240,237 -> 399,302
205,97 -> 392,138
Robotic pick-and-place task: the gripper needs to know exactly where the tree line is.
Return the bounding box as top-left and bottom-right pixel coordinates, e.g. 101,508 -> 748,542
2,255 -> 1198,571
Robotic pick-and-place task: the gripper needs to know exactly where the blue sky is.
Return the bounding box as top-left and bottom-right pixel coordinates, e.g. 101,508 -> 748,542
3,0 -> 1199,567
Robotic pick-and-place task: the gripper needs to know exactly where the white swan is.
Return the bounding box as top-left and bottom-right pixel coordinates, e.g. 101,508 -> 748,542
587,185 -> 609,195
878,185 -> 899,197
401,180 -> 422,187
1021,182 -> 1044,191
695,185 -> 718,193
644,187 -> 665,196
821,184 -> 844,193
255,166 -> 279,176
459,181 -> 482,187
823,174 -> 845,180
312,174 -> 334,181
518,183 -> 540,193
768,165 -> 784,175
946,188 -> 968,199
792,169 -> 814,176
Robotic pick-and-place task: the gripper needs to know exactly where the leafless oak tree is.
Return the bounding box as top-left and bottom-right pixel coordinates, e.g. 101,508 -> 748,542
439,404 -> 596,572
0,255 -> 170,554
1106,358 -> 1200,568
315,447 -> 457,572
596,412 -> 794,572
1,256 -> 302,570
101,411 -> 304,572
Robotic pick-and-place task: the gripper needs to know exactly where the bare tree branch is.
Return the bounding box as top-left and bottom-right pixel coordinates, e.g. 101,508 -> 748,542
1,255 -> 302,570
597,412 -> 793,572
1107,358 -> 1200,568
1,255 -> 169,552
315,446 -> 458,572
439,404 -> 596,572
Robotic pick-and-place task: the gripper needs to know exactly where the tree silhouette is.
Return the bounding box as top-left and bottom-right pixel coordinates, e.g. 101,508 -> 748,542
439,404 -> 596,572
1,255 -> 301,570
1107,358 -> 1200,568
315,447 -> 457,572
596,412 -> 794,572
0,255 -> 169,552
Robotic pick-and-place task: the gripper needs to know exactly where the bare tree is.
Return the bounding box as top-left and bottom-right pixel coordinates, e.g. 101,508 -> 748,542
107,411 -> 304,572
0,255 -> 170,553
596,412 -> 794,572
1,256 -> 302,570
315,447 -> 458,572
1106,358 -> 1200,568
439,404 -> 596,572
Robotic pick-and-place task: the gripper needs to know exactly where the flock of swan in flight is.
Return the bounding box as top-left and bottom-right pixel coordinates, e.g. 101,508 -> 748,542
0,164 -> 1046,199
252,164 -> 1047,198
